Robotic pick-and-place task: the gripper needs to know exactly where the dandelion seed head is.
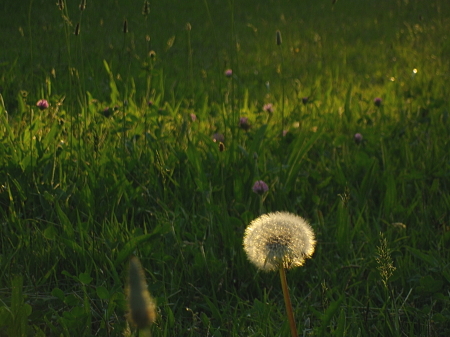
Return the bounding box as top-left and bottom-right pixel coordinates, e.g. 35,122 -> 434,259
243,212 -> 316,271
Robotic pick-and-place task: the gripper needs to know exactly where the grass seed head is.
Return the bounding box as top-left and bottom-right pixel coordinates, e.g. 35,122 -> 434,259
74,23 -> 80,36
142,1 -> 150,16
57,0 -> 65,10
79,0 -> 86,11
276,30 -> 282,46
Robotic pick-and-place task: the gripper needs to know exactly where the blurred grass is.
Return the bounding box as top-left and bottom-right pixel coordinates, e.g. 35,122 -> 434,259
1,0 -> 450,336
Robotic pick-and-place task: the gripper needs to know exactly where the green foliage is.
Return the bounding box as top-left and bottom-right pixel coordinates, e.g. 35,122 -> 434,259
1,0 -> 450,336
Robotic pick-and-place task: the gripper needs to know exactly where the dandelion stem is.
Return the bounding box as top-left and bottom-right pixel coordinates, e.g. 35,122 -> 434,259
279,266 -> 297,337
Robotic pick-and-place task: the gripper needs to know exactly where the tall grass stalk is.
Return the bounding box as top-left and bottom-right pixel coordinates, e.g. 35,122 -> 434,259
276,30 -> 285,135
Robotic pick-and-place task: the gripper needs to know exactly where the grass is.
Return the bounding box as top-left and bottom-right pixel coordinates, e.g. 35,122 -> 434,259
1,0 -> 450,336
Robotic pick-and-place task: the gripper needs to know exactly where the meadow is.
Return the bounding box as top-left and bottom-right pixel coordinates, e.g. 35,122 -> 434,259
1,0 -> 450,336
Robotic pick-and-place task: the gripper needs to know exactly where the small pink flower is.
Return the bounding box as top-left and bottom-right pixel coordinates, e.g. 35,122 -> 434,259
354,133 -> 363,144
190,113 -> 197,122
224,69 -> 233,77
263,103 -> 274,113
239,117 -> 251,131
212,133 -> 225,143
252,180 -> 269,195
36,99 -> 49,110
374,97 -> 382,107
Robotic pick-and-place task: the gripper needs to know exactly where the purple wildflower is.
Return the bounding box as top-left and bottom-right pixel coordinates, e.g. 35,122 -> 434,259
252,180 -> 269,195
36,99 -> 49,110
374,97 -> 382,107
190,113 -> 197,122
239,117 -> 251,131
224,69 -> 233,77
354,133 -> 363,144
212,133 -> 225,143
263,103 -> 274,113
101,107 -> 113,117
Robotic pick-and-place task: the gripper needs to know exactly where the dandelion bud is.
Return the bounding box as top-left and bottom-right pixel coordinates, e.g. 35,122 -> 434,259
126,256 -> 157,329
276,30 -> 282,46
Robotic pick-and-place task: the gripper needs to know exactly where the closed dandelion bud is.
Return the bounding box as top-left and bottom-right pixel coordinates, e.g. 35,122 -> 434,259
276,30 -> 282,46
123,19 -> 128,33
74,23 -> 80,36
127,256 -> 157,329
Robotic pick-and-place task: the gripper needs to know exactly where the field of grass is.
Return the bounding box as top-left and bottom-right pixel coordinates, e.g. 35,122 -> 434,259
1,0 -> 450,336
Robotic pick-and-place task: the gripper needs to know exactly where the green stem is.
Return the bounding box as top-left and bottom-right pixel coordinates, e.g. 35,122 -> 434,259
279,266 -> 297,337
